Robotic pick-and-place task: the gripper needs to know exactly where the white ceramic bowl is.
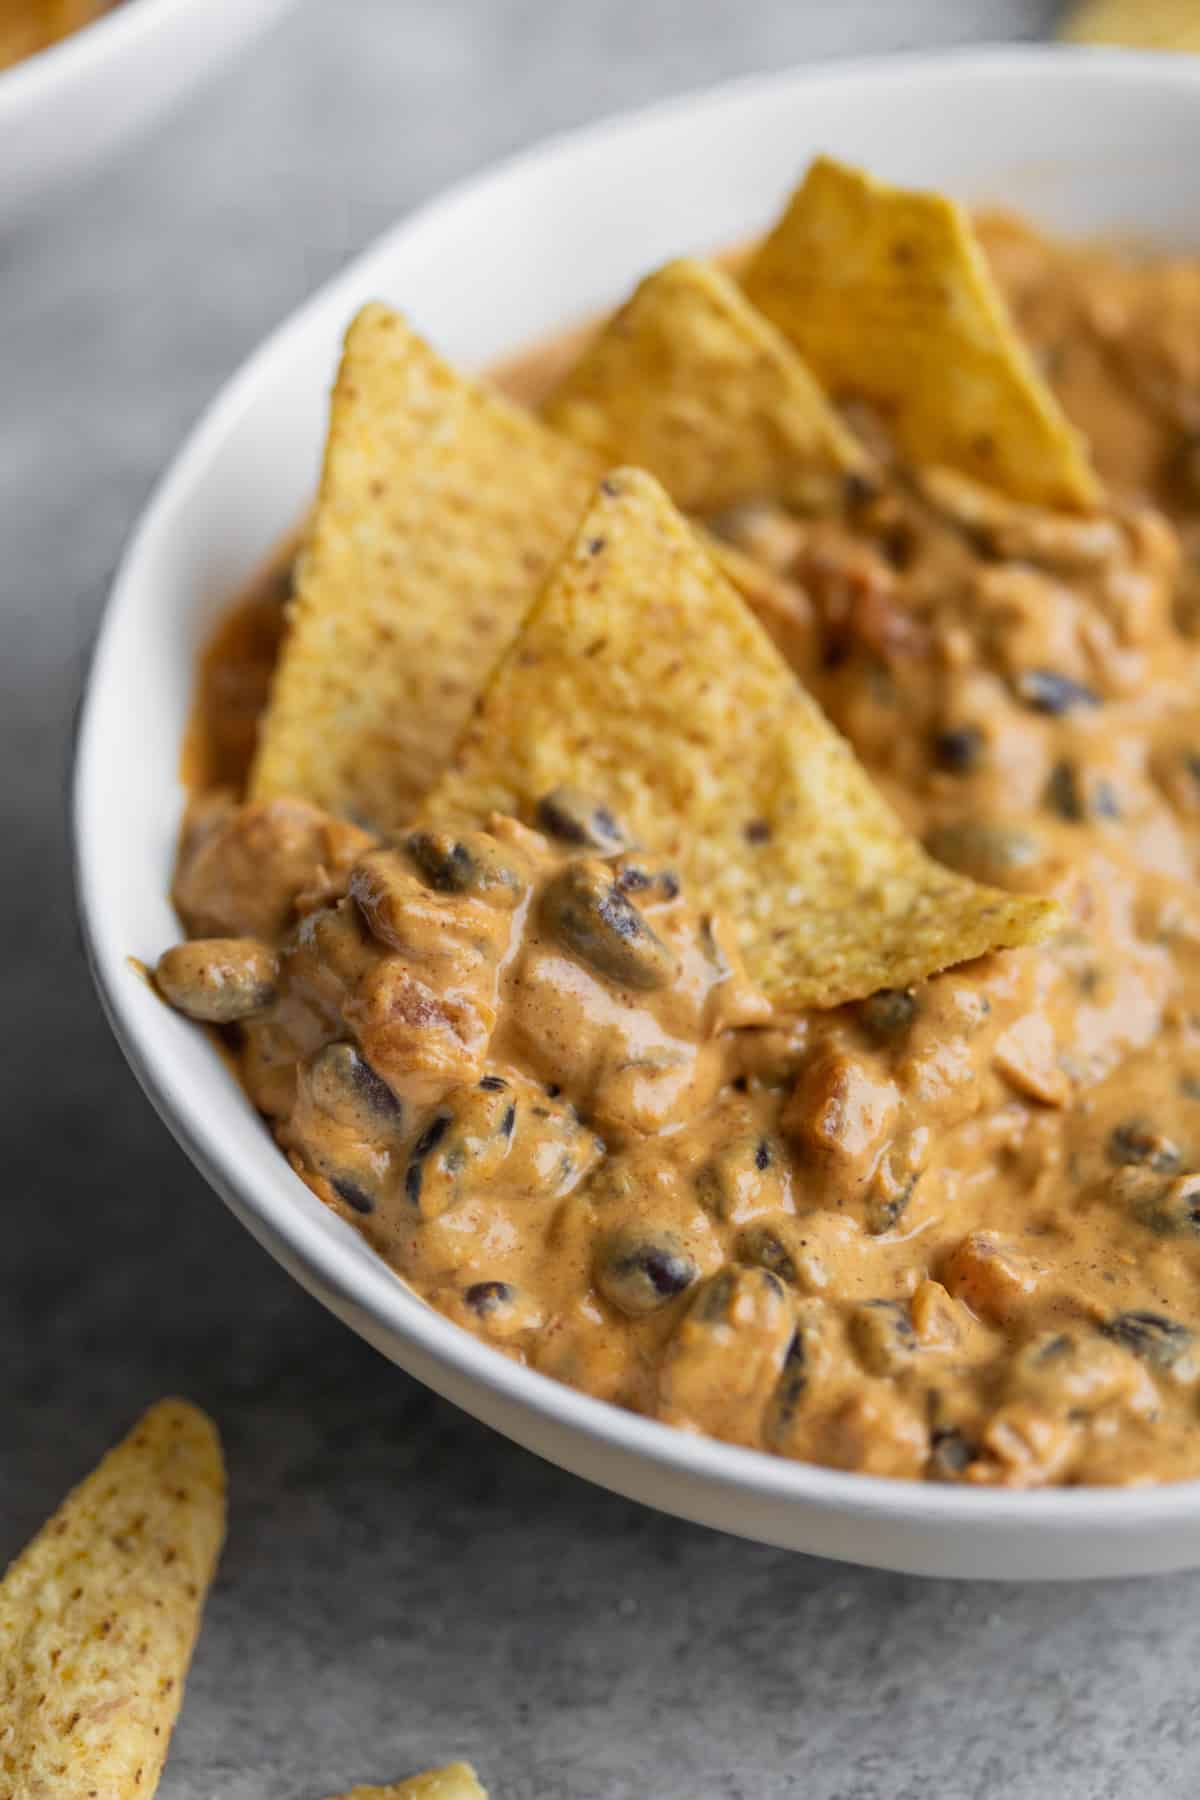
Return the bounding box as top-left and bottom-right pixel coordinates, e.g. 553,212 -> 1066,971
75,46 -> 1200,1579
1,0 -> 297,223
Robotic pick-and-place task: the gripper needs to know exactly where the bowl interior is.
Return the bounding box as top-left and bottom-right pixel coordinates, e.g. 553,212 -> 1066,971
74,47 -> 1200,1577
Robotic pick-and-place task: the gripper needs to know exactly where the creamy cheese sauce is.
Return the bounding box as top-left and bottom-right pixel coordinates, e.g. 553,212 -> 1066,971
165,215 -> 1200,1486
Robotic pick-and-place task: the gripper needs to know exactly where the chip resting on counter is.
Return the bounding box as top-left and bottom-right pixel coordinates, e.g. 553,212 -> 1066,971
541,256 -> 868,513
742,156 -> 1101,511
326,1767 -> 488,1800
427,467 -> 1058,1009
250,304 -> 601,830
0,1398 -> 226,1800
1062,0 -> 1200,47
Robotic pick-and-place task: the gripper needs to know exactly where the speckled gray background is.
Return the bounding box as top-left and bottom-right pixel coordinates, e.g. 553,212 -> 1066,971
7,2 -> 1198,1796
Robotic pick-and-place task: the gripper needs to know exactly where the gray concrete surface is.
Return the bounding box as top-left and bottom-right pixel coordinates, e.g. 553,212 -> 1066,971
6,2 -> 1196,1796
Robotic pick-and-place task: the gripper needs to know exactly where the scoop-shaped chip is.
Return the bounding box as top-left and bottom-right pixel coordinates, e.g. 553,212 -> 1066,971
327,1767 -> 487,1800
427,469 -> 1057,1008
0,1399 -> 225,1800
250,304 -> 600,830
742,157 -> 1100,511
1064,0 -> 1200,46
542,257 -> 867,513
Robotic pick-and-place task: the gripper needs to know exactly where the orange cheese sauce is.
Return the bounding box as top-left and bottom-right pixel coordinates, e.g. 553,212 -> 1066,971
169,215 -> 1200,1486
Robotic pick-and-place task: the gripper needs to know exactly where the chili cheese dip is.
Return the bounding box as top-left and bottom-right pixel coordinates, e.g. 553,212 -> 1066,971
159,168 -> 1200,1488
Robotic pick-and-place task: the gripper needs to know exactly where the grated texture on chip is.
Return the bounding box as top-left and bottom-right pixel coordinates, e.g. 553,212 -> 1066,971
0,1399 -> 225,1800
327,1767 -> 487,1800
249,304 -> 600,830
428,469 -> 1058,1010
542,257 -> 866,513
742,157 -> 1100,511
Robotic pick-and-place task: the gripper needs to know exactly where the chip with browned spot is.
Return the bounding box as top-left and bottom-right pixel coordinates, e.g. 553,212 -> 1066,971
742,157 -> 1100,511
542,257 -> 867,513
326,1767 -> 487,1800
427,468 -> 1058,1009
250,304 -> 601,830
0,1398 -> 225,1800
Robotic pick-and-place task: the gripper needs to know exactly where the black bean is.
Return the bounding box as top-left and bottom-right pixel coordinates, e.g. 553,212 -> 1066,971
155,938 -> 279,1024
769,1330 -> 809,1431
1108,1120 -> 1181,1174
479,1074 -> 508,1091
1101,1311 -> 1193,1369
465,1280 -> 516,1315
1044,759 -> 1085,823
1015,669 -> 1099,715
932,725 -> 985,775
1132,1174 -> 1200,1238
859,987 -> 919,1044
310,1042 -> 403,1123
404,1112 -> 452,1210
736,1221 -> 798,1285
690,1265 -> 785,1327
402,829 -> 523,898
850,1299 -> 918,1374
696,1135 -> 786,1223
332,1175 -> 376,1215
926,819 -> 1042,879
865,1172 -> 919,1237
535,786 -> 628,851
500,1103 -> 517,1138
595,1228 -> 698,1316
541,861 -> 677,990
929,1426 -> 975,1478
412,1113 -> 451,1160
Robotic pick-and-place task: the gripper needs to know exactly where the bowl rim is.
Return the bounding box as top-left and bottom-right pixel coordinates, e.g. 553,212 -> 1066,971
73,41 -> 1200,1540
0,0 -> 289,115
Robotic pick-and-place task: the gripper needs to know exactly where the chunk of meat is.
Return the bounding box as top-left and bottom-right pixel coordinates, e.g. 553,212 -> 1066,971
942,1230 -> 1045,1324
173,796 -> 373,939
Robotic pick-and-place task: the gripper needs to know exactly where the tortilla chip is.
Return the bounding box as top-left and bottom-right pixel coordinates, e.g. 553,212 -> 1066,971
1063,0 -> 1200,46
742,157 -> 1100,511
0,1399 -> 225,1800
250,304 -> 600,830
427,469 -> 1057,1009
542,258 -> 867,513
327,1767 -> 487,1800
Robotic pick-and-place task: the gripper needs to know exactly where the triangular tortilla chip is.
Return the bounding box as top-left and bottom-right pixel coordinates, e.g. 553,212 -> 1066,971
742,157 -> 1100,510
541,258 -> 867,513
427,469 -> 1057,1009
1063,0 -> 1200,46
0,1399 -> 225,1800
250,304 -> 601,830
327,1768 -> 487,1800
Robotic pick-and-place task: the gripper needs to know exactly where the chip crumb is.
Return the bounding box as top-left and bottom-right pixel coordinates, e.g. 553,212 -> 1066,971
327,1764 -> 487,1799
543,256 -> 867,512
0,1399 -> 225,1800
250,304 -> 600,830
743,157 -> 1100,510
427,468 -> 1058,1009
